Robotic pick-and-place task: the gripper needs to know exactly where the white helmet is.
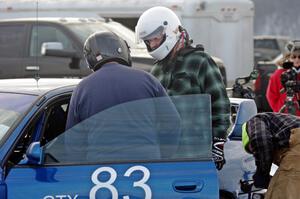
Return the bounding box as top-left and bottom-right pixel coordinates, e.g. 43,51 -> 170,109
135,6 -> 181,60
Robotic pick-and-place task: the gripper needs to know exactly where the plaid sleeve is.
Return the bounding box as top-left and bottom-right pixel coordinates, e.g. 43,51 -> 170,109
150,64 -> 161,77
196,53 -> 231,139
247,116 -> 274,175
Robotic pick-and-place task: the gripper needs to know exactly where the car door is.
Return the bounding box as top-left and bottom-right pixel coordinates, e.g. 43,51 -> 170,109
21,22 -> 83,78
4,94 -> 219,199
0,23 -> 27,79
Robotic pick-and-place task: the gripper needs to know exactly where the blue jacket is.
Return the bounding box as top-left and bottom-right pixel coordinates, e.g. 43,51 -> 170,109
66,63 -> 167,128
65,63 -> 180,161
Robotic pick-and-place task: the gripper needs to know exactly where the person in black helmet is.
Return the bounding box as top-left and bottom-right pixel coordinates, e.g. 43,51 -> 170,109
65,31 -> 180,161
66,31 -> 176,128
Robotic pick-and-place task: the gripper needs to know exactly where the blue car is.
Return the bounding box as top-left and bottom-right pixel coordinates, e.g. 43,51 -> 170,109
0,78 -> 259,199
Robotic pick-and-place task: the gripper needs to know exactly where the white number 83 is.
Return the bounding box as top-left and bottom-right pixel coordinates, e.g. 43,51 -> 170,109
90,165 -> 152,199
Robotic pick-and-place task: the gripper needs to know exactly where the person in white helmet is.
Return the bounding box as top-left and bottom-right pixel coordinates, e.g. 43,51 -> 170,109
136,6 -> 230,170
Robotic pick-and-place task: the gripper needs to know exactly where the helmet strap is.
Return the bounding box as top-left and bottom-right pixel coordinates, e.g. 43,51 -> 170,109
169,27 -> 192,59
178,26 -> 193,46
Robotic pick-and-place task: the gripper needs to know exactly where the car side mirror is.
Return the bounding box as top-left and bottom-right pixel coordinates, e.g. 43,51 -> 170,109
26,142 -> 42,164
41,42 -> 80,58
41,42 -> 81,69
41,42 -> 63,55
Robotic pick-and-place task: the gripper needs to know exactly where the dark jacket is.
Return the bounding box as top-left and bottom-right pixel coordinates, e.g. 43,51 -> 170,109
65,63 -> 180,161
66,63 -> 167,128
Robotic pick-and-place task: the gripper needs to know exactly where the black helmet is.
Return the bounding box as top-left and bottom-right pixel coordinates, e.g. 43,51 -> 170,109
83,31 -> 132,71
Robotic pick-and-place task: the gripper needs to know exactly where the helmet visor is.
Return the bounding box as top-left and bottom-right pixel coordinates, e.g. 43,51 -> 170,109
140,26 -> 165,41
139,26 -> 166,52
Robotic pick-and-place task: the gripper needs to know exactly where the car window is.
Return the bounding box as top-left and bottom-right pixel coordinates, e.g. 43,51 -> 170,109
0,24 -> 26,58
43,95 -> 212,164
65,23 -> 106,43
254,39 -> 279,50
30,25 -> 75,56
6,96 -> 69,167
0,93 -> 37,145
65,22 -> 146,49
41,101 -> 69,145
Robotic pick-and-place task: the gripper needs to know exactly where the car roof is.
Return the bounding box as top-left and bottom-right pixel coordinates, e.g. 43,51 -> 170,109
0,17 -> 106,24
254,35 -> 290,40
0,17 -> 150,55
0,78 -> 81,95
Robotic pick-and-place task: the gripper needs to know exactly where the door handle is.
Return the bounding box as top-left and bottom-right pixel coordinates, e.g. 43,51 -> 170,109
26,66 -> 40,71
173,180 -> 204,193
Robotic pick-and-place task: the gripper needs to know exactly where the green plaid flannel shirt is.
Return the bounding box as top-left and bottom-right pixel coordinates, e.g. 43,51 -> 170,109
151,49 -> 230,139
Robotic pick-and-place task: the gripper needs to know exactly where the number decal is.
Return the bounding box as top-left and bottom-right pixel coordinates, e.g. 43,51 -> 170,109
90,165 -> 152,199
124,166 -> 152,199
90,167 -> 118,199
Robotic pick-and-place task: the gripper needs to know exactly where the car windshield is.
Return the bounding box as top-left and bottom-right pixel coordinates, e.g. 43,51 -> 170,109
0,93 -> 37,142
254,39 -> 279,50
44,94 -> 212,164
66,21 -> 146,49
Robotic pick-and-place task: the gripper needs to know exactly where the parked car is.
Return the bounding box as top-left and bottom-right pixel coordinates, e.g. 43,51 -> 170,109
0,17 -> 227,85
254,35 -> 289,66
0,17 -> 154,79
0,78 -> 260,199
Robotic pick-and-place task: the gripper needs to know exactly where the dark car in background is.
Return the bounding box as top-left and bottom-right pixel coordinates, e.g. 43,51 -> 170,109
0,17 -> 154,79
254,35 -> 289,66
0,17 -> 227,85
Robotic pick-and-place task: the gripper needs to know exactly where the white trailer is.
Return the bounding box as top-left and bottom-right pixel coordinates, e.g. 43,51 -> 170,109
0,0 -> 254,84
180,0 -> 254,84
